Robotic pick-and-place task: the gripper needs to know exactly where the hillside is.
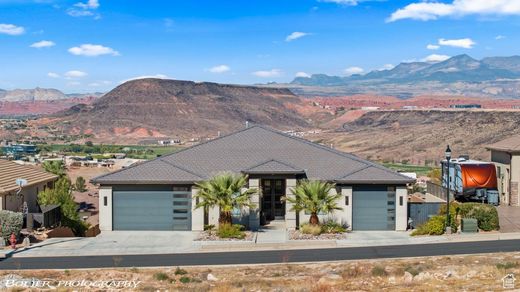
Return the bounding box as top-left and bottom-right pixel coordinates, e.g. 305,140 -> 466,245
285,55 -> 520,98
314,110 -> 520,164
52,78 -> 310,141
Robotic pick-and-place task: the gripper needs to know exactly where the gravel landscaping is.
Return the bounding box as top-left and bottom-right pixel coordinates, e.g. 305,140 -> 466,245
195,231 -> 255,241
288,230 -> 347,240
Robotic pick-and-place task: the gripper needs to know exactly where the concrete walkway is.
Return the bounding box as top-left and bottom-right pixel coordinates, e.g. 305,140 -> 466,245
498,206 -> 520,233
256,220 -> 287,243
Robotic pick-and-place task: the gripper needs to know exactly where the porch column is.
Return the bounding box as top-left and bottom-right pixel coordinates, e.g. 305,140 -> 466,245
99,186 -> 112,231
248,178 -> 260,231
191,187 -> 204,231
341,186 -> 353,231
395,186 -> 408,231
285,178 -> 297,230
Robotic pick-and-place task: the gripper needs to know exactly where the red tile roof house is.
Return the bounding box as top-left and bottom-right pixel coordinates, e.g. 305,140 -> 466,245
92,126 -> 414,232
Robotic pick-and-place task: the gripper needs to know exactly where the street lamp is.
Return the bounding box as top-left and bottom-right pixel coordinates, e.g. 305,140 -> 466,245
445,145 -> 452,234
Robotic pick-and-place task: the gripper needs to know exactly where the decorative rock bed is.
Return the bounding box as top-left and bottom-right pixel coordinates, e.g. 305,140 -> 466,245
195,231 -> 255,241
289,230 -> 347,240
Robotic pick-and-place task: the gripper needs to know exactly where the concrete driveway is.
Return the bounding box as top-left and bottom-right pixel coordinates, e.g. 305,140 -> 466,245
498,206 -> 520,233
14,231 -> 199,258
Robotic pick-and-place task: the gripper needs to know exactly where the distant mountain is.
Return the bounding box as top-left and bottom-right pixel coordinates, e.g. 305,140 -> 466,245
51,78 -> 309,141
0,87 -> 102,102
288,55 -> 520,98
292,55 -> 520,86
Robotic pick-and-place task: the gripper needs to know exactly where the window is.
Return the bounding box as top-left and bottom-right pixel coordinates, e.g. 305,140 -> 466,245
399,196 -> 403,206
103,196 -> 108,206
345,196 -> 349,206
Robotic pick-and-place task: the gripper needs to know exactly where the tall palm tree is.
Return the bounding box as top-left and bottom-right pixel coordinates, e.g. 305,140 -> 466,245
194,173 -> 257,225
285,180 -> 342,225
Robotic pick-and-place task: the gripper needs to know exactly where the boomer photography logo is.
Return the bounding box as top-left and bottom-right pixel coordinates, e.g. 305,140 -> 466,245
0,274 -> 141,290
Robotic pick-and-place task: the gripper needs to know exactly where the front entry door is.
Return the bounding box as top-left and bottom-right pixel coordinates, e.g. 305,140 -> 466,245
261,179 -> 286,221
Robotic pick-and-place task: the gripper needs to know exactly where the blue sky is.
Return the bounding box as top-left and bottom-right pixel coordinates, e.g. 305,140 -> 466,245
1,0 -> 520,92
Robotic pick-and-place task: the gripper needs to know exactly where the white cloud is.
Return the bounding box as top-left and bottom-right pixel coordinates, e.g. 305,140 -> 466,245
47,72 -> 60,78
496,35 -> 506,40
286,32 -> 309,42
344,66 -> 364,75
427,44 -> 440,50
30,40 -> 56,48
252,69 -> 282,78
422,54 -> 451,63
379,64 -> 394,70
67,81 -> 81,86
0,24 -> 25,35
68,0 -> 100,18
438,38 -> 475,49
120,74 -> 169,83
64,70 -> 88,79
295,72 -> 311,78
208,65 -> 230,74
88,80 -> 112,87
319,0 -> 379,6
388,0 -> 520,22
68,44 -> 119,57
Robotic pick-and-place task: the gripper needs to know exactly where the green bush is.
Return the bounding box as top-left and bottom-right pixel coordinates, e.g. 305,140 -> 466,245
457,203 -> 499,231
174,267 -> 188,275
496,262 -> 518,270
153,272 -> 169,281
371,266 -> 387,277
320,220 -> 347,234
0,210 -> 23,243
74,176 -> 87,192
217,224 -> 246,239
204,224 -> 215,231
438,202 -> 459,231
411,215 -> 446,236
300,223 -> 322,236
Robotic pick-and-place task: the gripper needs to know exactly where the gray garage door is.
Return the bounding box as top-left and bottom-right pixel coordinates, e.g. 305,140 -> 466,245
352,186 -> 395,230
113,189 -> 191,231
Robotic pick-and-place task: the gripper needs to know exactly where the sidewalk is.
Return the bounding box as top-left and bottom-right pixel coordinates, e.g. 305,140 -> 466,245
9,230 -> 520,258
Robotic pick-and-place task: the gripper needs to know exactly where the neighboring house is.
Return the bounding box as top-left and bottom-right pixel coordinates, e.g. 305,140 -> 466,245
486,136 -> 520,206
0,160 -> 58,213
92,126 -> 414,232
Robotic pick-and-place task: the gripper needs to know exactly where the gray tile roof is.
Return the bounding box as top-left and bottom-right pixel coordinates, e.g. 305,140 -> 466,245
92,125 -> 414,185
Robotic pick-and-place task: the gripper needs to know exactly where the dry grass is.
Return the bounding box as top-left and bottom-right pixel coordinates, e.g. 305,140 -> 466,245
1,252 -> 519,291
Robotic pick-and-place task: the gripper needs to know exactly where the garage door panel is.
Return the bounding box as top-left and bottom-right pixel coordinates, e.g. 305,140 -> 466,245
353,186 -> 395,231
113,190 -> 191,231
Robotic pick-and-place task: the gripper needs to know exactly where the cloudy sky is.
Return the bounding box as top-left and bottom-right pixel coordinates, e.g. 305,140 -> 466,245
1,0 -> 520,92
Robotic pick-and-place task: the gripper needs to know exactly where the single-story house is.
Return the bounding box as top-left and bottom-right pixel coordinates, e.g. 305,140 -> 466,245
486,136 -> 520,206
92,126 -> 414,232
0,160 -> 58,213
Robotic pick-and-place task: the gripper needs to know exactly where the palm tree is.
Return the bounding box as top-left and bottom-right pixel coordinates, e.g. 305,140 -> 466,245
285,180 -> 342,225
194,173 -> 257,225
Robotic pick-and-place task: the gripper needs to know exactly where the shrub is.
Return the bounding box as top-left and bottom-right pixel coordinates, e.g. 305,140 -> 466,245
204,224 -> 215,232
300,223 -> 322,236
174,267 -> 188,275
371,266 -> 387,277
438,202 -> 459,231
457,203 -> 499,231
0,210 -> 23,243
496,262 -> 518,270
411,215 -> 445,236
153,272 -> 169,281
321,220 -> 347,234
217,224 -> 246,239
179,276 -> 191,284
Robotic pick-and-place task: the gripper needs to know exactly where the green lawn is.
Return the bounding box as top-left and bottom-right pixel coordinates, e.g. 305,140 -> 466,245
37,144 -> 182,160
381,163 -> 436,177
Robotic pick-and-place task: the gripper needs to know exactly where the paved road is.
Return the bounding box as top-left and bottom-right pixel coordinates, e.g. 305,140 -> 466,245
1,239 -> 520,270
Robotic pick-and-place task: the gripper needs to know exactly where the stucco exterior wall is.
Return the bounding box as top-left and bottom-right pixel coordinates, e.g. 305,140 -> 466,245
511,155 -> 520,206
341,186 -> 353,230
191,187 -> 204,231
284,178 -> 297,230
99,186 -> 113,231
395,186 -> 408,231
2,182 -> 48,213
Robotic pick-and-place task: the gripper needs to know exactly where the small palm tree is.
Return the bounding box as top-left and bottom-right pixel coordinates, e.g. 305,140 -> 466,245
285,180 -> 342,225
194,173 -> 257,225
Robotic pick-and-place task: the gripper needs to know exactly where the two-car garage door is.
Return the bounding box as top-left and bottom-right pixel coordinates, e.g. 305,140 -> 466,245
352,186 -> 396,230
112,187 -> 192,231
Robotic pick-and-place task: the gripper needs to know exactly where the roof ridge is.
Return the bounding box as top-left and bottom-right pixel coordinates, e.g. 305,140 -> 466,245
244,158 -> 303,171
158,159 -> 205,178
335,165 -> 372,180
